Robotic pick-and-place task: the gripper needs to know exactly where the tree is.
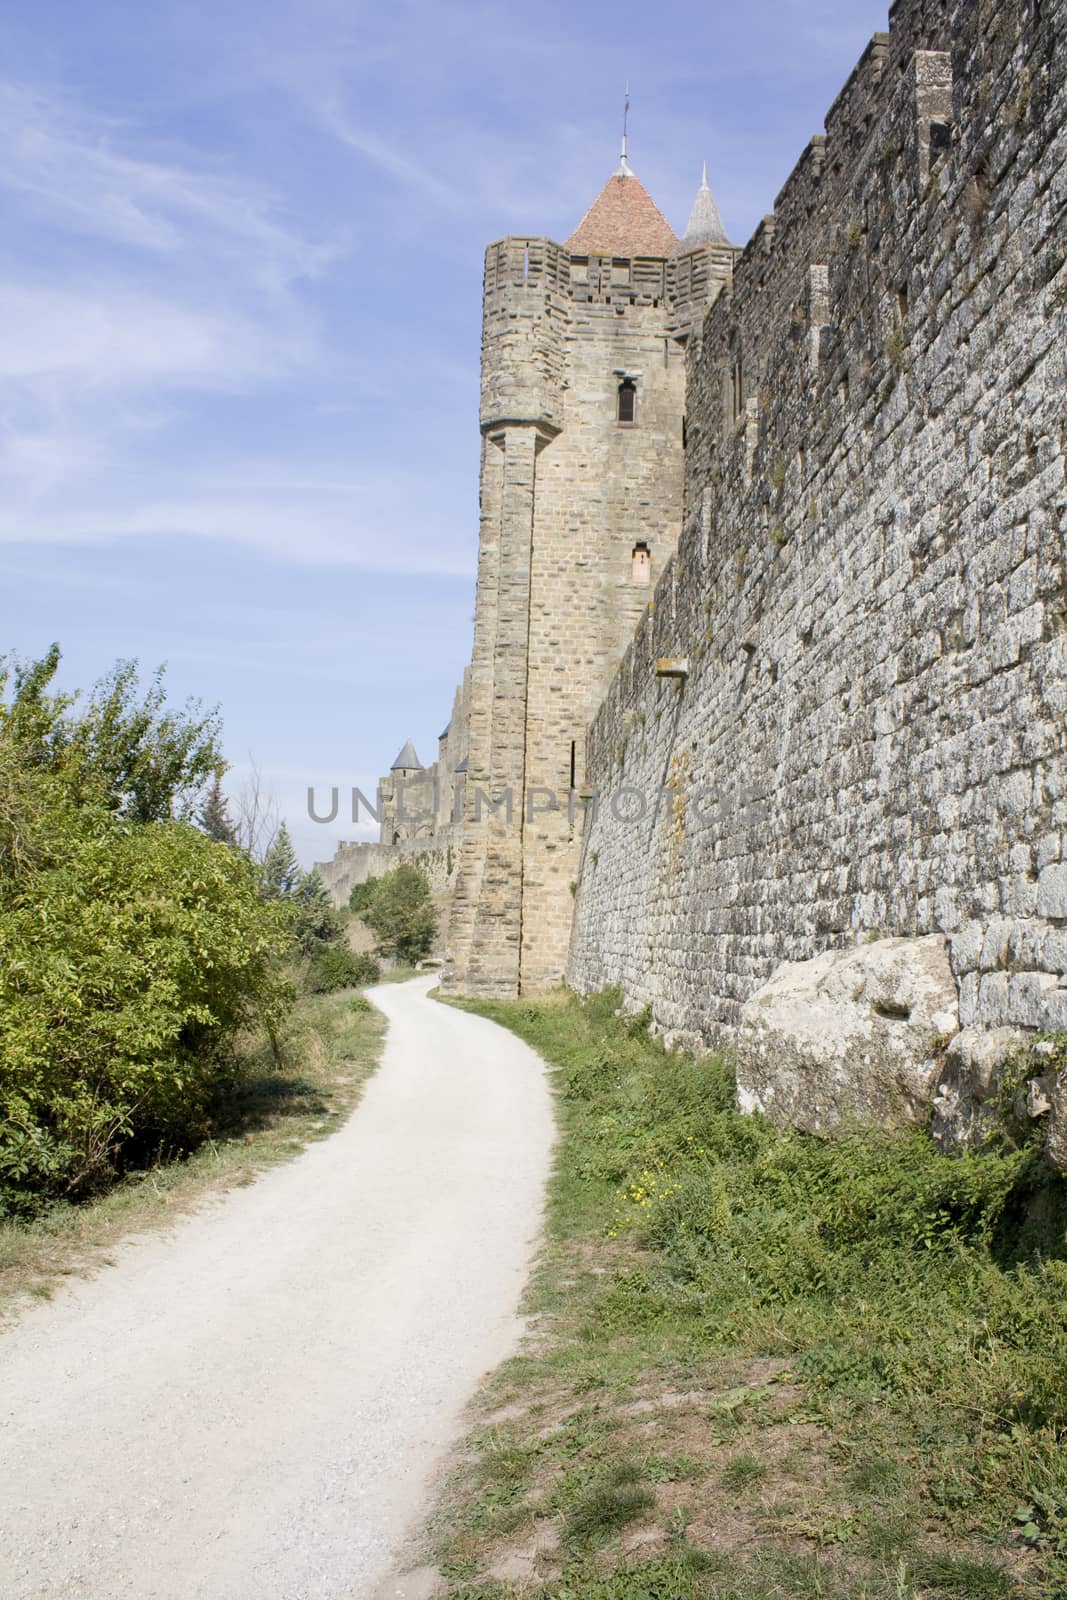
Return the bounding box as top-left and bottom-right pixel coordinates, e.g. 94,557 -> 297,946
0,815 -> 291,1210
258,828 -> 348,974
260,823 -> 300,900
0,646 -> 222,824
349,877 -> 379,914
291,869 -> 344,958
0,649 -> 293,1213
361,863 -> 436,963
232,757 -> 279,861
198,773 -> 237,845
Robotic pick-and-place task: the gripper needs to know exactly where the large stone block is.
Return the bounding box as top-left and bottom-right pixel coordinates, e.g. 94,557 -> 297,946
735,935 -> 959,1135
930,1026 -> 1028,1151
1048,1070 -> 1067,1174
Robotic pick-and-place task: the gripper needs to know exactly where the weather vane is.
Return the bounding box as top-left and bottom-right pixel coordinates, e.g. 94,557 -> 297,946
619,82 -> 633,175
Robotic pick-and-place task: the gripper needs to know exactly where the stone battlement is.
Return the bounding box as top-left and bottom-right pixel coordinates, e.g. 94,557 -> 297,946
568,0 -> 1066,1050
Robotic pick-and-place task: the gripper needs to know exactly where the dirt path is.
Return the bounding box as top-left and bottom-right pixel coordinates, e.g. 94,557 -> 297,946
0,976 -> 554,1600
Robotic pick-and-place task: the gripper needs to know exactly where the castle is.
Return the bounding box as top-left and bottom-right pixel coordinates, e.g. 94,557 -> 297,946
318,119 -> 740,978
321,0 -> 1067,1141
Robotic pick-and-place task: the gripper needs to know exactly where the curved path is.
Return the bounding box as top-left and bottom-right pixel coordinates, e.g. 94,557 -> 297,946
0,976 -> 554,1599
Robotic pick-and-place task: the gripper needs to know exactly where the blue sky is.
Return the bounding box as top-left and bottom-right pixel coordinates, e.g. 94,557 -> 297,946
1,0 -> 888,864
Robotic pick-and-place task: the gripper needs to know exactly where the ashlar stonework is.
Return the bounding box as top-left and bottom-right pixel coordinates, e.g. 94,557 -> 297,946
323,0 -> 1067,1160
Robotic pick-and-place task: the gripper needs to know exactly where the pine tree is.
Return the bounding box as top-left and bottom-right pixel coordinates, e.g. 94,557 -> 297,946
292,868 -> 344,956
260,822 -> 300,899
198,773 -> 237,845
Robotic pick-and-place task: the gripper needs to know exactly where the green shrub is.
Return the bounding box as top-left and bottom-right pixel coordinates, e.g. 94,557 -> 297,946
0,647 -> 294,1215
0,814 -> 290,1212
349,877 -> 379,914
261,825 -> 346,960
307,946 -> 381,993
359,863 -> 436,962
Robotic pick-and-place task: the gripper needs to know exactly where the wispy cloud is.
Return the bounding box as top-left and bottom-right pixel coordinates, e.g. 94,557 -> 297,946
0,82 -> 340,291
0,279 -> 309,390
0,75 -> 339,530
0,475 -> 476,576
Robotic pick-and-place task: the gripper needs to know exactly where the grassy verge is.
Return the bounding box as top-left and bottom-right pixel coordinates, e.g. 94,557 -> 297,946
433,989 -> 1067,1599
0,985 -> 386,1318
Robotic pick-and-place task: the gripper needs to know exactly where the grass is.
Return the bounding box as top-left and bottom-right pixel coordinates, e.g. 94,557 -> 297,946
430,988 -> 1067,1598
0,984 -> 386,1317
720,1452 -> 768,1492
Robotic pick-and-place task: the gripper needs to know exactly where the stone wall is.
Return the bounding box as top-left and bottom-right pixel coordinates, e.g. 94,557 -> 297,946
443,234 -> 733,997
569,0 -> 1067,1048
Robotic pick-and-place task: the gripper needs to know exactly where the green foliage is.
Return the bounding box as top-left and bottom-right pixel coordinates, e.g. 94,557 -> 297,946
546,1550 -> 724,1599
260,828 -> 348,971
0,647 -> 292,1215
289,869 -> 344,959
562,1462 -> 654,1550
358,862 -> 436,962
260,822 -> 301,900
721,1452 -> 768,1492
0,813 -> 290,1212
456,990 -> 1067,1586
198,773 -> 237,844
307,946 -> 381,994
0,645 -> 223,825
349,877 -> 379,913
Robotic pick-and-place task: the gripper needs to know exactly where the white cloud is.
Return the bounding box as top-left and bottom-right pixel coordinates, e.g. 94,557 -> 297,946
0,481 -> 475,576
0,280 -> 307,390
0,83 -> 340,291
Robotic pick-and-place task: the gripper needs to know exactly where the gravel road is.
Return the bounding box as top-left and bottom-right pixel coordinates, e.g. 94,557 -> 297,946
0,976 -> 554,1600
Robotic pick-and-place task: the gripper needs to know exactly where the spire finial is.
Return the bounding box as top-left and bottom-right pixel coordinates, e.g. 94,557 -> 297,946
616,83 -> 634,177
701,158 -> 708,189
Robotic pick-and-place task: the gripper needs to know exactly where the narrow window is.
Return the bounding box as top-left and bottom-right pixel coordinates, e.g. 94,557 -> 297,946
569,741 -> 577,790
617,379 -> 636,424
631,541 -> 651,583
730,354 -> 744,424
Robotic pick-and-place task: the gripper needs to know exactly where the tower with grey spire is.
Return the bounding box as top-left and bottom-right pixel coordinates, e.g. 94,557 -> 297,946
682,161 -> 729,246
441,120 -> 740,999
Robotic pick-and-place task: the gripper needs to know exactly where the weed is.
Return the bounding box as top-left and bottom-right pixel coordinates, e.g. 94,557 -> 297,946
721,1451 -> 769,1491
884,328 -> 907,371
908,1551 -> 1012,1595
433,989 -> 1066,1595
562,1462 -> 655,1549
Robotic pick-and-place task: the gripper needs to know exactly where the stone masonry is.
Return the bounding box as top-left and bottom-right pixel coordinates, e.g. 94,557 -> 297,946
441,170 -> 736,996
323,0 -> 1065,1068
567,0 -> 1067,1051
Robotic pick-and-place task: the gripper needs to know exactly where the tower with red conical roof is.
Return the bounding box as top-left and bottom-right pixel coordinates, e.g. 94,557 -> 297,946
443,136 -> 738,999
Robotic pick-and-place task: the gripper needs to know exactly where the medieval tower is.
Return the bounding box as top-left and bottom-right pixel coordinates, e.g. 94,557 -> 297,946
441,140 -> 737,997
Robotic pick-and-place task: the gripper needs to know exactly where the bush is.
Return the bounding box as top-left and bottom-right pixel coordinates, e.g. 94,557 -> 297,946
359,863 -> 436,962
0,814 -> 290,1212
307,946 -> 381,994
349,877 -> 379,914
0,647 -> 294,1215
